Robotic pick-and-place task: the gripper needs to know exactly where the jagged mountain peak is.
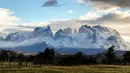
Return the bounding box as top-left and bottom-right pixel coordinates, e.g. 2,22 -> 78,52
5,32 -> 33,42
34,25 -> 51,32
55,29 -> 67,39
5,26 -> 53,42
74,29 -> 78,33
33,25 -> 53,38
63,27 -> 72,34
0,25 -> 129,53
79,25 -> 94,33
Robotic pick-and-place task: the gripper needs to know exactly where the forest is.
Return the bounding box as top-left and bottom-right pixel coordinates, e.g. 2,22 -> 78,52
0,46 -> 129,67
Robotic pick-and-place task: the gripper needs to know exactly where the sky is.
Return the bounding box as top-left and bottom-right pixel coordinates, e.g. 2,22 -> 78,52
0,0 -> 130,42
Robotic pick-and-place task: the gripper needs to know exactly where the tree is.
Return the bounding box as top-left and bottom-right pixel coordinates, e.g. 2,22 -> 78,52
17,53 -> 24,66
50,49 -> 55,64
33,48 -> 55,66
105,46 -> 116,64
123,51 -> 130,65
0,49 -> 9,66
75,52 -> 83,58
33,52 -> 44,66
44,48 -> 55,64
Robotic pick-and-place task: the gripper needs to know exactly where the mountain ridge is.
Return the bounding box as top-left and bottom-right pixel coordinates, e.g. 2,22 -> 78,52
0,25 -> 128,54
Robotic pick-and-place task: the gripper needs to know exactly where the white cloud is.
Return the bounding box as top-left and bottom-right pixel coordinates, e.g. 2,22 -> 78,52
79,10 -> 100,20
77,0 -> 89,5
0,8 -> 21,27
62,10 -> 74,15
68,10 -> 73,14
87,10 -> 130,24
79,7 -> 119,20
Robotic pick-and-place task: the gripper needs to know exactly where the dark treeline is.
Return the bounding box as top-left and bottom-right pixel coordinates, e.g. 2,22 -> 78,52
0,46 -> 130,67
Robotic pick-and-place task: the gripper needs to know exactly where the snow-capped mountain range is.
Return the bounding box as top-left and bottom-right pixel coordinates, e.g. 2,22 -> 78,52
0,25 -> 129,54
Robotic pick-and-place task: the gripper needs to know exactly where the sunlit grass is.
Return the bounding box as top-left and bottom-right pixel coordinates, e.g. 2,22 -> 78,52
0,65 -> 130,73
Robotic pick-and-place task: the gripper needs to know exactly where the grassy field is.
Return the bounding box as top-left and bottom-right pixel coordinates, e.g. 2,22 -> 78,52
0,65 -> 130,73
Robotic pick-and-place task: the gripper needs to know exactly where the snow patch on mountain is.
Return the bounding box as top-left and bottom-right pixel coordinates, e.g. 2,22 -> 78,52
0,25 -> 129,53
0,37 -> 4,41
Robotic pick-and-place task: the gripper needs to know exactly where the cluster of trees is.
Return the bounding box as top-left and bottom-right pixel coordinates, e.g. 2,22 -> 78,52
33,48 -> 55,66
0,48 -> 55,67
56,52 -> 96,66
56,46 -> 117,65
0,46 -> 130,66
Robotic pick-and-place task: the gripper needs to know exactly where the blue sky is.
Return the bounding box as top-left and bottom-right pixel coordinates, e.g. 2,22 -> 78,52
0,0 -> 92,23
0,0 -> 130,42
